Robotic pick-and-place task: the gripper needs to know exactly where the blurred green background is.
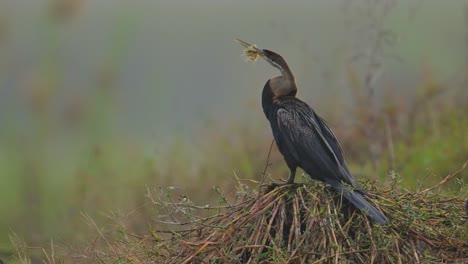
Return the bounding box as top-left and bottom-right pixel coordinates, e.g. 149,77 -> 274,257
0,0 -> 467,261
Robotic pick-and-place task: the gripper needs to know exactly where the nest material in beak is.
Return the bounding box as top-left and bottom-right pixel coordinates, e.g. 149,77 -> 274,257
236,39 -> 261,62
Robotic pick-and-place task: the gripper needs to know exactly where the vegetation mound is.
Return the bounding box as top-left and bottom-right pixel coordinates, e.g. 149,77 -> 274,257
74,166 -> 467,264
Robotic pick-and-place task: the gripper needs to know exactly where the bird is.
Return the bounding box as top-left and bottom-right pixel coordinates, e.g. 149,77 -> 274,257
236,39 -> 389,225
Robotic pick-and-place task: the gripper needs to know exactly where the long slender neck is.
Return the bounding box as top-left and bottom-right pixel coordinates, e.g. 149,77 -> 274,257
261,55 -> 297,118
261,77 -> 297,118
280,64 -> 295,83
271,61 -> 297,98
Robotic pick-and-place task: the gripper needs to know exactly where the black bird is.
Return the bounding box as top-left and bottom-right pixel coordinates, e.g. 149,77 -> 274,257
237,39 -> 388,224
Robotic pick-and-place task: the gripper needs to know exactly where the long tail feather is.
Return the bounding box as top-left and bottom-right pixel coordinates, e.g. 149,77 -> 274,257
332,183 -> 389,224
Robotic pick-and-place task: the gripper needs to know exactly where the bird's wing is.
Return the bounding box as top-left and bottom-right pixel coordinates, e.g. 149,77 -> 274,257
314,114 -> 361,188
276,108 -> 340,164
276,107 -> 359,187
315,115 -> 351,173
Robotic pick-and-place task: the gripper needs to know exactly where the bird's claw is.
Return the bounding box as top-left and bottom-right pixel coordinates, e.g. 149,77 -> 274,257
271,181 -> 300,188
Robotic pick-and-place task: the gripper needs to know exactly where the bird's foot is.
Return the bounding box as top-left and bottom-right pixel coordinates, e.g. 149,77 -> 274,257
271,180 -> 300,188
261,181 -> 301,194
271,181 -> 292,187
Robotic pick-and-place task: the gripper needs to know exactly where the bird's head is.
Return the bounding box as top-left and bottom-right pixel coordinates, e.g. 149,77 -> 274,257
236,39 -> 297,97
236,39 -> 291,75
257,49 -> 290,74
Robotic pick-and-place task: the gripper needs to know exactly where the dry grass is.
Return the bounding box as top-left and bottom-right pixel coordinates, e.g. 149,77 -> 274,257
64,163 -> 468,264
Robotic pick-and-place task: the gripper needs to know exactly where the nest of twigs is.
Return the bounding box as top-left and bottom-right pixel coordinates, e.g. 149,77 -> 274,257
149,181 -> 466,264
75,165 -> 467,264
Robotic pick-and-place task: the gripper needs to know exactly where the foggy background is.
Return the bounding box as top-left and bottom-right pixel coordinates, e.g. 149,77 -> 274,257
0,0 -> 467,261
1,0 -> 465,144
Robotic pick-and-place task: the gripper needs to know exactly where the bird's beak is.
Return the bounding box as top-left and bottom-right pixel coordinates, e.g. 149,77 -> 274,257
235,38 -> 265,58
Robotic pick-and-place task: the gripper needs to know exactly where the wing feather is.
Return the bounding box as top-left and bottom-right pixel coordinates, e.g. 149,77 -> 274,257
275,105 -> 360,189
277,108 -> 340,166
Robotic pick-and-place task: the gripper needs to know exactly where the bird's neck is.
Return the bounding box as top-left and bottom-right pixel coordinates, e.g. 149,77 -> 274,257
280,64 -> 295,82
262,78 -> 297,118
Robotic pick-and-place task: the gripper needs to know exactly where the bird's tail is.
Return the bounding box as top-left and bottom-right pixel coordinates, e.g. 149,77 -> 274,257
336,185 -> 389,225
